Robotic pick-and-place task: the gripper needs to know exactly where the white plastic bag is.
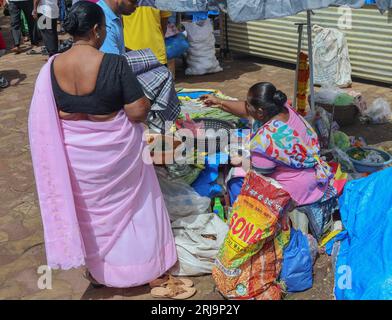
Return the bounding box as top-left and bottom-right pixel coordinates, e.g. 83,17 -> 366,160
169,213 -> 229,276
363,98 -> 392,124
289,210 -> 309,235
313,25 -> 352,88
182,19 -> 223,76
314,86 -> 344,105
156,167 -> 211,221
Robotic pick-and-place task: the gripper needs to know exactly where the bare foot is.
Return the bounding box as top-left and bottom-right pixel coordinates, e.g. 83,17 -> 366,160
11,46 -> 22,54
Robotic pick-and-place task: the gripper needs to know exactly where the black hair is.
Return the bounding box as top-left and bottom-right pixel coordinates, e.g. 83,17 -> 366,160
248,82 -> 288,118
63,1 -> 105,37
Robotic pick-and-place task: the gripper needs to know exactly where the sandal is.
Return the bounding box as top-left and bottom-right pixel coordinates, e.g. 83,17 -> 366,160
149,274 -> 194,288
83,270 -> 105,289
151,278 -> 196,300
26,49 -> 42,55
41,47 -> 49,56
0,75 -> 9,89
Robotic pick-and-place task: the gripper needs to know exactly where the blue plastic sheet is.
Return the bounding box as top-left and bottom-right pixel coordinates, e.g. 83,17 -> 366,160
177,91 -> 214,99
328,168 -> 392,300
280,229 -> 313,292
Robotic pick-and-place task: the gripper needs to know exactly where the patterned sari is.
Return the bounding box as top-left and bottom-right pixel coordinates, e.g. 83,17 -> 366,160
250,106 -> 333,187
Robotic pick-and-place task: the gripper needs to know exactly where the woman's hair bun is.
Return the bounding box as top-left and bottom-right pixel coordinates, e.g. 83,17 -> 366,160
273,90 -> 287,107
63,12 -> 79,35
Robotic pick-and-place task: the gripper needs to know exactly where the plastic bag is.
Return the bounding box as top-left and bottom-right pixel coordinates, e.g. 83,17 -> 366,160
331,147 -> 357,173
289,209 -> 309,235
170,213 -> 229,276
182,19 -> 223,76
363,98 -> 392,124
314,86 -> 343,105
331,131 -> 351,151
165,164 -> 202,185
156,167 -> 211,221
313,25 -> 352,87
280,229 -> 313,292
165,33 -> 190,60
306,234 -> 319,265
334,93 -> 355,106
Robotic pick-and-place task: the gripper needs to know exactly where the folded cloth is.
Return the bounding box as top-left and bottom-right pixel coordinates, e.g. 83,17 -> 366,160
123,49 -> 181,130
124,49 -> 162,76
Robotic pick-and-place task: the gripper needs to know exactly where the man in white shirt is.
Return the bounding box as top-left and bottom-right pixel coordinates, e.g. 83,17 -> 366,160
33,0 -> 59,56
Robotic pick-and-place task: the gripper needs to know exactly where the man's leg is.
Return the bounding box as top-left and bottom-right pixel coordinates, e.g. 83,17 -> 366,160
21,11 -> 30,38
8,1 -> 22,52
39,16 -> 59,56
21,0 -> 40,46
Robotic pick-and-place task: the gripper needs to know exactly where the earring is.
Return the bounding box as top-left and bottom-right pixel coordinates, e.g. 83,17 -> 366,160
96,34 -> 100,39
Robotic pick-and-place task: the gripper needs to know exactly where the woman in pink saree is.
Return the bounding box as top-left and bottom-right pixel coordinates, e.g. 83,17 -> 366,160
28,1 -> 177,288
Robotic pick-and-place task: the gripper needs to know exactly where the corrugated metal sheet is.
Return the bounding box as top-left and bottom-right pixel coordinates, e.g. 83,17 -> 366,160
227,7 -> 392,83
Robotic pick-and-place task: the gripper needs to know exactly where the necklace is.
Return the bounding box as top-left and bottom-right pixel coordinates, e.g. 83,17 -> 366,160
73,42 -> 95,48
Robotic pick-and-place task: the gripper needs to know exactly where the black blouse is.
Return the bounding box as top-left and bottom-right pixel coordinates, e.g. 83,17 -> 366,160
51,53 -> 145,115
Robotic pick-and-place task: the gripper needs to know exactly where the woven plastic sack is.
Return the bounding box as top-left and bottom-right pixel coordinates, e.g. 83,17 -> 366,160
212,171 -> 292,299
313,25 -> 352,88
182,19 -> 223,76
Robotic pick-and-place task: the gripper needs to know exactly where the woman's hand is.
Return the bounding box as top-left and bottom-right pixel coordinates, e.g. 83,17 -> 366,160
199,94 -> 222,108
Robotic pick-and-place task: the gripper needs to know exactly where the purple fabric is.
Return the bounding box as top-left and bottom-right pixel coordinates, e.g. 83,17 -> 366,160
29,56 -> 86,270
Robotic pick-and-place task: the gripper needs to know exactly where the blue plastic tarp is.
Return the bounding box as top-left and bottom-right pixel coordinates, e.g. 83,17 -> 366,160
327,168 -> 392,300
156,0 -> 392,23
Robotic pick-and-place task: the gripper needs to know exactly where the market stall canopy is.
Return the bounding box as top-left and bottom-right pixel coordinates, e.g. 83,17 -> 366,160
155,0 -> 392,22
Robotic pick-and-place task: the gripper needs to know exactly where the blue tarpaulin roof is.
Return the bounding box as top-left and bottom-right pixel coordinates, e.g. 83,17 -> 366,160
156,0 -> 392,23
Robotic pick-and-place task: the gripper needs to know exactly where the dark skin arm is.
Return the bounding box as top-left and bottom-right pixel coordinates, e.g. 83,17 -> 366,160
161,17 -> 169,37
123,97 -> 151,123
32,0 -> 40,19
200,94 -> 249,118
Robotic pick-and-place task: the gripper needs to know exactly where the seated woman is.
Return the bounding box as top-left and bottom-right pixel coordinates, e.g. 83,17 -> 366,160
28,1 -> 177,288
201,82 -> 337,239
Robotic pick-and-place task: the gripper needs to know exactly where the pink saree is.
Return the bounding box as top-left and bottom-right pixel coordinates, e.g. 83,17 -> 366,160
28,56 -> 177,287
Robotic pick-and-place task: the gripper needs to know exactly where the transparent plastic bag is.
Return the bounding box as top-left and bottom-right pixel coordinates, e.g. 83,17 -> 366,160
363,98 -> 392,124
306,234 -> 319,265
314,86 -> 343,105
156,167 -> 211,221
331,147 -> 357,173
289,210 -> 309,235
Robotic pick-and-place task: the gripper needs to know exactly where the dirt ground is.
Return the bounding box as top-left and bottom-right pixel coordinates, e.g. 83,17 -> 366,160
1,14 -> 391,300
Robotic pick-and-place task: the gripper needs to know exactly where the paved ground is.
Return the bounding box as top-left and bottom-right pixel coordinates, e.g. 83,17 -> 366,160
1,14 -> 391,300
